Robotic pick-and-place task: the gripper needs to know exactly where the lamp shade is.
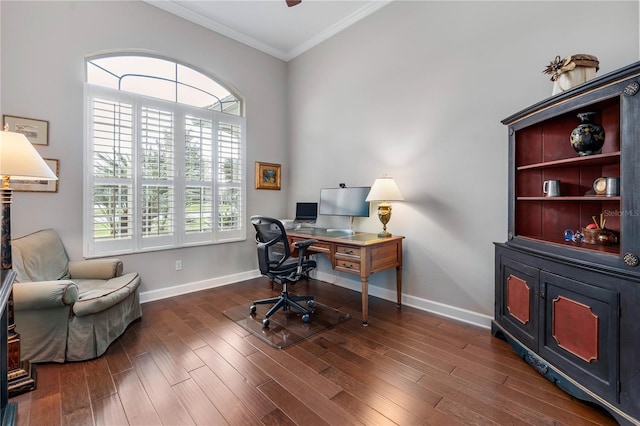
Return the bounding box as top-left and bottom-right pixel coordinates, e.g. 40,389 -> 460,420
366,176 -> 403,202
0,131 -> 58,181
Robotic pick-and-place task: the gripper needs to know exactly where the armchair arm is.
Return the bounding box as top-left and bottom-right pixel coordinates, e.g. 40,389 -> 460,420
68,258 -> 123,279
13,280 -> 79,311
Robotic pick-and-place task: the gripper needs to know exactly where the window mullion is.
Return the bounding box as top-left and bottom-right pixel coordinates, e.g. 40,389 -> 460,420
174,106 -> 186,246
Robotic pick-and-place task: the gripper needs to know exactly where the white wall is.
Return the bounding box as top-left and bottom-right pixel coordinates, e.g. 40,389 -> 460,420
288,1 -> 639,325
0,1 -> 289,296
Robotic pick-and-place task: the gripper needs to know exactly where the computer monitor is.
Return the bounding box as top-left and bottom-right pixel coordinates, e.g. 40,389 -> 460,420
294,202 -> 318,223
319,187 -> 371,217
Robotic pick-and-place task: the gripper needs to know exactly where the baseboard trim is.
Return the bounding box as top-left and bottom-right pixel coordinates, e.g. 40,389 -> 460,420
140,269 -> 493,329
139,270 -> 261,303
313,270 -> 493,329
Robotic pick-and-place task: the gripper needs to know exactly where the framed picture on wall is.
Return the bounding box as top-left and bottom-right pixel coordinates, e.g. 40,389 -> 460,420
255,161 -> 281,190
11,158 -> 59,193
2,115 -> 49,146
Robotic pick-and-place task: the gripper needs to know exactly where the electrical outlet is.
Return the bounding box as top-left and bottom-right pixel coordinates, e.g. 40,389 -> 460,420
175,260 -> 183,271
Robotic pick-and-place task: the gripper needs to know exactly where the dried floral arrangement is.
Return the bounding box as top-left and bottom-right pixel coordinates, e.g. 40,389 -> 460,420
543,54 -> 599,82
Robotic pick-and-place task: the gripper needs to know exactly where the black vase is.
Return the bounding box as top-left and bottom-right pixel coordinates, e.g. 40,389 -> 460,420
570,112 -> 605,156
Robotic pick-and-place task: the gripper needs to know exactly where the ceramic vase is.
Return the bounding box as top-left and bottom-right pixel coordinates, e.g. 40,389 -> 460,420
570,112 -> 605,156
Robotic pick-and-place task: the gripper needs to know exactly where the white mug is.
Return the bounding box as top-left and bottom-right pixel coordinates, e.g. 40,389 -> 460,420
543,180 -> 561,197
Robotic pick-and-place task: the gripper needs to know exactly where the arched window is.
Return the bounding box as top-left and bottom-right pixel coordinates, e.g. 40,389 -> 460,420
84,54 -> 246,256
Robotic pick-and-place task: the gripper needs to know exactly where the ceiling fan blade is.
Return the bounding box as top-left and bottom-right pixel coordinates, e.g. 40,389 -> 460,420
286,0 -> 301,7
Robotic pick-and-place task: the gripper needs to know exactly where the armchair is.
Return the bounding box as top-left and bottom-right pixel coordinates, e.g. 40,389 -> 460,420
250,216 -> 316,328
11,229 -> 141,363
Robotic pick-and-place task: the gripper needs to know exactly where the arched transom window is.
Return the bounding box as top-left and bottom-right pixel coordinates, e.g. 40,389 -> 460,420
87,55 -> 242,115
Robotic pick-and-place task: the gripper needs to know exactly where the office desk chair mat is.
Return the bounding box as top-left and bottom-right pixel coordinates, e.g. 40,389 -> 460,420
224,299 -> 351,349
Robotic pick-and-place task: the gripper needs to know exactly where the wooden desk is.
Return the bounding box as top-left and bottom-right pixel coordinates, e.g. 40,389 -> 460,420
287,228 -> 404,325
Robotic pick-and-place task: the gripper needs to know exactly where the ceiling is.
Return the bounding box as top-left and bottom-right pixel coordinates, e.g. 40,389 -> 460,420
144,0 -> 392,62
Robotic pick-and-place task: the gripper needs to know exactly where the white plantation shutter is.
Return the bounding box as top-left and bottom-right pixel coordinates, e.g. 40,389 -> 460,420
139,106 -> 175,249
183,113 -> 214,244
87,94 -> 135,255
85,84 -> 246,256
217,119 -> 243,237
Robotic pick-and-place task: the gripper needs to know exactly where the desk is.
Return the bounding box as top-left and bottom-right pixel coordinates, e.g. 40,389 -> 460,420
287,228 -> 404,325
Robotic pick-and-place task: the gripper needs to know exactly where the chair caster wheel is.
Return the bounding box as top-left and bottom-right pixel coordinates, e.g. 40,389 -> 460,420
302,314 -> 310,323
250,305 -> 257,314
307,300 -> 315,308
262,318 -> 270,328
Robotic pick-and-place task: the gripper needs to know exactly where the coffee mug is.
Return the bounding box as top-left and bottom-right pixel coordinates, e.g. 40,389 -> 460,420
543,180 -> 561,197
605,177 -> 620,196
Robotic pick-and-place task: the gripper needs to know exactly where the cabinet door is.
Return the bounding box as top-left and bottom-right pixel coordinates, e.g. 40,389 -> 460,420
497,256 -> 539,351
540,271 -> 619,403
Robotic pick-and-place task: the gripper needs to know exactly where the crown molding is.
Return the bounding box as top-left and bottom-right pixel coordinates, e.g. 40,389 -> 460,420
144,0 -> 392,62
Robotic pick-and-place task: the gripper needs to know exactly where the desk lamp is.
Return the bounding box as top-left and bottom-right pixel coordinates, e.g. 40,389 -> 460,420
366,175 -> 403,237
1,125 -> 58,395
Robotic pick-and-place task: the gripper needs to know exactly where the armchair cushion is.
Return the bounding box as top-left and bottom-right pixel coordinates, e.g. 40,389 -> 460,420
73,273 -> 140,316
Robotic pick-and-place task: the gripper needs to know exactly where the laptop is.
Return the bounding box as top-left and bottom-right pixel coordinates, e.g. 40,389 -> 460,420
294,202 -> 318,225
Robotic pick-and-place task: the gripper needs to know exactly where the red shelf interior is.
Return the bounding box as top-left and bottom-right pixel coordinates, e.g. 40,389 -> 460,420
514,98 -> 621,247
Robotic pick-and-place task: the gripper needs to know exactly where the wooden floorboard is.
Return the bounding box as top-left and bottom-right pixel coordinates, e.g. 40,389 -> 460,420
10,277 -> 619,425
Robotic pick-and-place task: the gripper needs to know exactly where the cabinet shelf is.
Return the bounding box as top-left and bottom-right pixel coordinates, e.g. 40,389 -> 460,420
517,151 -> 620,171
517,196 -> 621,201
517,235 -> 620,255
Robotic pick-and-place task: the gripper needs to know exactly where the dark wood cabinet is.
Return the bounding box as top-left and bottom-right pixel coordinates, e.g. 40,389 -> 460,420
1,270 -> 16,426
494,62 -> 640,425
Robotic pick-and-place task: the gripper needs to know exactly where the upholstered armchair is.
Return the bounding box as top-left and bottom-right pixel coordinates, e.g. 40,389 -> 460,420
10,229 -> 142,363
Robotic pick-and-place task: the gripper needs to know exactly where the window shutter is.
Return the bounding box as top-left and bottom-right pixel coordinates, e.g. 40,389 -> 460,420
85,80 -> 246,257
217,121 -> 243,234
90,97 -> 134,245
184,116 -> 213,235
140,107 -> 174,241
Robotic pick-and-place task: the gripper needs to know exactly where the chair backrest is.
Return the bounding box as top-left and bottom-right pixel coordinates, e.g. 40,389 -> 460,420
250,216 -> 291,275
11,229 -> 71,282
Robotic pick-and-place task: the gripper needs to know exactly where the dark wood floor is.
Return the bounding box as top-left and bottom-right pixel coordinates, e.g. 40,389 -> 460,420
10,277 -> 617,425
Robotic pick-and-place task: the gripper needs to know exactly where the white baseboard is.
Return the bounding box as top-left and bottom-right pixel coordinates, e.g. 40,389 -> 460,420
140,269 -> 493,329
313,270 -> 493,329
139,270 -> 261,303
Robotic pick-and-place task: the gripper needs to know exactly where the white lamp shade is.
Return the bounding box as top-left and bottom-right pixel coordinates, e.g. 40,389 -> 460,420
366,176 -> 404,202
0,131 -> 58,180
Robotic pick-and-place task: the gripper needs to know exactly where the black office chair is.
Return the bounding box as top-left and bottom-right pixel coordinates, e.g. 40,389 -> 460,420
250,215 -> 317,328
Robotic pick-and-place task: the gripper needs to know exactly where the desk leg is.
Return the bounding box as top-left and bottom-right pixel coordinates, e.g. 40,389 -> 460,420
361,277 -> 368,326
396,266 -> 402,308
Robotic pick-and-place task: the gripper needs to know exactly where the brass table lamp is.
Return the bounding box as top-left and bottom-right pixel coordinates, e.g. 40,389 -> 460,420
365,176 -> 403,237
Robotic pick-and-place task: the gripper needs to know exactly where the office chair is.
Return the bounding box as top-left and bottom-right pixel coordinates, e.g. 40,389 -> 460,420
250,216 -> 317,328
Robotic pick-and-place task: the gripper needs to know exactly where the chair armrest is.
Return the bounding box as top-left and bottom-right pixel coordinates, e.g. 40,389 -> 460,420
68,259 -> 123,279
293,238 -> 315,249
13,280 -> 79,310
293,238 -> 316,256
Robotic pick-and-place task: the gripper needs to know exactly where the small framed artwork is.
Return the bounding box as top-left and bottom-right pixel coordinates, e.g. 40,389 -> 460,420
255,161 -> 281,190
11,158 -> 59,193
2,115 -> 49,146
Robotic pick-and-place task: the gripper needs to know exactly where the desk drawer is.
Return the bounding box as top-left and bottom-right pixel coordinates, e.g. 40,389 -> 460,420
336,259 -> 361,274
290,237 -> 330,254
335,245 -> 361,258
